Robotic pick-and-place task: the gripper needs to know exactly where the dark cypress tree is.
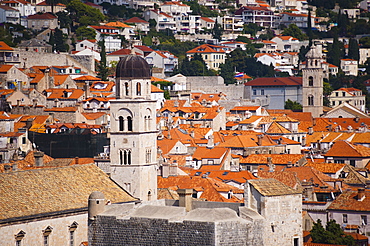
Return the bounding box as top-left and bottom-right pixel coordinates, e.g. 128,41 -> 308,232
97,39 -> 109,81
212,19 -> 223,41
348,38 -> 359,61
328,34 -> 342,67
307,9 -> 313,47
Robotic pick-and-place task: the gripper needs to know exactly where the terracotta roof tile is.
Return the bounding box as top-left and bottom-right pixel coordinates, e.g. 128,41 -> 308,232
325,141 -> 370,157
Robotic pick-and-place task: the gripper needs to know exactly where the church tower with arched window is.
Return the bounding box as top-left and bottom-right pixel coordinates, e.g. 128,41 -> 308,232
109,54 -> 157,201
302,45 -> 324,118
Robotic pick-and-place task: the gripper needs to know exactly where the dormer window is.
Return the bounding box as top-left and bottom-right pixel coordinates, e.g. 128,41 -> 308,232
63,91 -> 68,98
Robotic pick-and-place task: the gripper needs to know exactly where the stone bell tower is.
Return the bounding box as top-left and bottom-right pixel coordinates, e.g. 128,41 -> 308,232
302,45 -> 324,118
109,53 -> 157,201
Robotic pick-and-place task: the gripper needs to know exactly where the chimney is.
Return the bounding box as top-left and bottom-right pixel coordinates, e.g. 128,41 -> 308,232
34,151 -> 44,167
174,100 -> 179,107
26,118 -> 33,129
267,157 -> 275,172
257,134 -> 263,146
161,163 -> 170,178
83,83 -> 91,99
308,127 -> 313,135
207,135 -> 214,149
12,163 -> 18,171
327,124 -> 332,132
302,136 -> 306,146
4,164 -> 11,173
75,157 -> 79,164
178,188 -> 193,212
358,188 -> 366,201
301,181 -> 315,201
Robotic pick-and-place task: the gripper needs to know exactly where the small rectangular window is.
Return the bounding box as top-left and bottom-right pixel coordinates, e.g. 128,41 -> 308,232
44,235 -> 49,246
343,214 -> 348,223
70,231 -> 74,246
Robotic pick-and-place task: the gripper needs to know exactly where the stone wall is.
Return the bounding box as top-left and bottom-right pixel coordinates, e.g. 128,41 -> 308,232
89,206 -> 251,246
89,216 -> 216,246
186,76 -> 245,99
18,51 -> 95,74
0,213 -> 87,246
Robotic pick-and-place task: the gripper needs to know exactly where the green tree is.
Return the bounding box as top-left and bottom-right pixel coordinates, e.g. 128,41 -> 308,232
284,99 -> 303,111
307,9 -> 313,46
348,38 -> 359,61
97,39 -> 109,81
243,23 -> 262,37
298,45 -> 310,62
67,0 -> 105,28
282,24 -> 307,40
311,219 -> 355,246
212,19 -> 223,41
327,34 -> 344,67
76,26 -> 96,40
219,59 -> 236,84
323,81 -> 333,106
258,29 -> 274,40
56,11 -> 72,29
53,28 -> 68,52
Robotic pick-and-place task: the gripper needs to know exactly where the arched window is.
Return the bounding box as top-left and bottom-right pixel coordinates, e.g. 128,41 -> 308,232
308,95 -> 314,106
127,116 -> 132,131
127,150 -> 131,164
308,76 -> 313,86
119,116 -> 124,131
136,82 -> 141,96
125,82 -> 129,96
148,190 -> 152,201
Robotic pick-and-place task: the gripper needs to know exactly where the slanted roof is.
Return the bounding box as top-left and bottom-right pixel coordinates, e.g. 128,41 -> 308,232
248,178 -> 300,196
0,41 -> 14,51
124,17 -> 149,24
0,164 -> 136,221
328,190 -> 370,211
325,141 -> 370,157
245,77 -> 302,86
27,12 -> 57,19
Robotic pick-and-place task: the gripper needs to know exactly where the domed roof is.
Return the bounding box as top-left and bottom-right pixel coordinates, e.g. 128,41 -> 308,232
116,54 -> 151,79
89,191 -> 105,199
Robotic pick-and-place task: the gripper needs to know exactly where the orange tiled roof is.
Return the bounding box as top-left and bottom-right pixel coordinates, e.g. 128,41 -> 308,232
328,190 -> 370,211
105,21 -> 132,28
0,64 -> 13,72
305,162 -> 345,174
74,75 -> 100,81
81,112 -> 106,120
192,147 -> 228,159
187,44 -> 225,54
241,154 -> 305,165
158,175 -> 243,203
325,141 -> 370,157
266,121 -> 291,134
0,41 -> 14,51
45,88 -> 84,100
151,84 -> 164,93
